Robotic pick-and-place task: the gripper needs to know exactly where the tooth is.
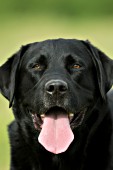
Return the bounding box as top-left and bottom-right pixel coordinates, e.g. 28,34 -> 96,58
69,113 -> 74,117
40,114 -> 45,122
68,113 -> 74,122
40,114 -> 45,118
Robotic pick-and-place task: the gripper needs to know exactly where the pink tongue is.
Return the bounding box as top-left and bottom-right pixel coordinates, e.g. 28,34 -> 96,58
38,114 -> 74,154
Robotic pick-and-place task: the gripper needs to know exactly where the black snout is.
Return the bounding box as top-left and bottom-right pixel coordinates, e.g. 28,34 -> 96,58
45,80 -> 68,95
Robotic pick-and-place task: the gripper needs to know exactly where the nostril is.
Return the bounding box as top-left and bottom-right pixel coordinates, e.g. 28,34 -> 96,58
59,84 -> 68,92
47,85 -> 55,93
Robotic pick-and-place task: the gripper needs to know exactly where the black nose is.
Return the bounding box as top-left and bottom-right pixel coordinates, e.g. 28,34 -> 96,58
45,80 -> 68,95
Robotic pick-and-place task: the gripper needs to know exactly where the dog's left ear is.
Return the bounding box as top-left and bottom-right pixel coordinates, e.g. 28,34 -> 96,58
0,44 -> 30,108
82,40 -> 113,100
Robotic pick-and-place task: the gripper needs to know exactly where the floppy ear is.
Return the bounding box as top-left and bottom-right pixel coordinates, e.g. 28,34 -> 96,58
0,45 -> 30,108
82,40 -> 113,100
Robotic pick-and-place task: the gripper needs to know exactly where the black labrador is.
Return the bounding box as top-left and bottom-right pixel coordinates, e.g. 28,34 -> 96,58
0,39 -> 113,170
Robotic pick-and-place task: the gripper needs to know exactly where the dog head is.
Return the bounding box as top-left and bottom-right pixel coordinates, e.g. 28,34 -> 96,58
0,39 -> 113,154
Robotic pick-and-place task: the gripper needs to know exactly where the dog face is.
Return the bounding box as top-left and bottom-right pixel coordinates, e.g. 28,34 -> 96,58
0,39 -> 113,154
17,39 -> 97,123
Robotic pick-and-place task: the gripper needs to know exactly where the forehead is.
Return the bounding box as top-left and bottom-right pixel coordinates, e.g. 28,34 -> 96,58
22,39 -> 92,64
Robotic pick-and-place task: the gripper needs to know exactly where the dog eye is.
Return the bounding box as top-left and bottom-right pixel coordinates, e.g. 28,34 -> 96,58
72,64 -> 81,69
32,64 -> 44,71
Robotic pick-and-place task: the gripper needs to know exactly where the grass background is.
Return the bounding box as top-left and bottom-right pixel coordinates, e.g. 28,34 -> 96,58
0,1 -> 113,169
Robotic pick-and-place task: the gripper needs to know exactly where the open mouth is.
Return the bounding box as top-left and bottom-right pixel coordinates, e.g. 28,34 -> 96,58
30,106 -> 87,131
30,106 -> 87,154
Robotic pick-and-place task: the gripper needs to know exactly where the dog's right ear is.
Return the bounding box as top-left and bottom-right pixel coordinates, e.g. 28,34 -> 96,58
0,44 -> 30,108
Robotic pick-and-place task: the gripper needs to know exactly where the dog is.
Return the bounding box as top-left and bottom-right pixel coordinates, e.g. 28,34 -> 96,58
0,39 -> 113,170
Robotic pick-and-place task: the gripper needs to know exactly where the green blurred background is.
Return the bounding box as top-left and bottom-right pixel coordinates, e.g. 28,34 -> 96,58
0,0 -> 113,169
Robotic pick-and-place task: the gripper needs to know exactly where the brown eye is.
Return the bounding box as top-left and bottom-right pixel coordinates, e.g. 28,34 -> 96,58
33,64 -> 43,71
72,64 -> 81,69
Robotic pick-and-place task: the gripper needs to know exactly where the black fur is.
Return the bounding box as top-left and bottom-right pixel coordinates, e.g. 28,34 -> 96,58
0,39 -> 113,170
